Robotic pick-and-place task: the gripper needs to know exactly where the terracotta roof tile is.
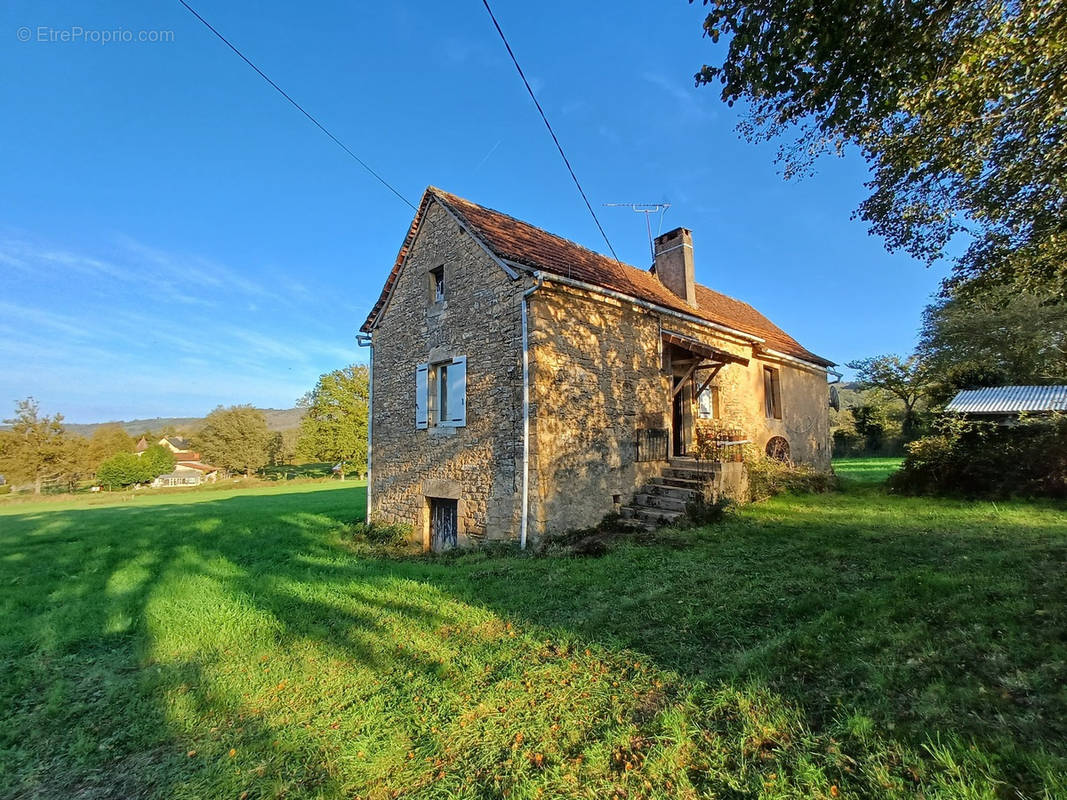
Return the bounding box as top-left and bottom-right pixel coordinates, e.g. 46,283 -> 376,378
362,187 -> 833,367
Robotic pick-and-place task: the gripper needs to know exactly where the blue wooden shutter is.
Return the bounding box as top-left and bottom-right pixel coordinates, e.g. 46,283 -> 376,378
448,356 -> 466,426
415,363 -> 429,429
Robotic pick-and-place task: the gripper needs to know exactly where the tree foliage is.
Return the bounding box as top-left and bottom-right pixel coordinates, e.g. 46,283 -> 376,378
140,444 -> 176,479
195,405 -> 270,476
889,414 -> 1067,497
86,425 -> 134,472
919,285 -> 1067,384
296,365 -> 369,480
694,0 -> 1067,300
0,398 -> 70,493
846,355 -> 932,437
95,445 -> 174,489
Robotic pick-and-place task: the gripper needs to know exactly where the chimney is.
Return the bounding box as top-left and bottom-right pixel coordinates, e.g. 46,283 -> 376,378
653,227 -> 697,306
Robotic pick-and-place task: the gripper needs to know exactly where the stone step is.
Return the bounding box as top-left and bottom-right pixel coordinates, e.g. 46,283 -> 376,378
663,467 -> 717,482
650,475 -> 707,490
669,458 -> 720,473
647,483 -> 703,500
622,506 -> 683,527
633,493 -> 688,512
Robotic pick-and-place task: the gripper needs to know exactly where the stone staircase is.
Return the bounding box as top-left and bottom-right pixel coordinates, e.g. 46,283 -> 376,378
620,459 -> 720,530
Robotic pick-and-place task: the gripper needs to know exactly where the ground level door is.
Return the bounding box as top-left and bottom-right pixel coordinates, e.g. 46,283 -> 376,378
672,376 -> 692,457
429,497 -> 458,552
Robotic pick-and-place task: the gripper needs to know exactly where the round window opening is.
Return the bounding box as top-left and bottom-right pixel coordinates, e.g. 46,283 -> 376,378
765,436 -> 791,462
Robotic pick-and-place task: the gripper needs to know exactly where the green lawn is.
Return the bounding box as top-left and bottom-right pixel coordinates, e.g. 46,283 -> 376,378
1,464 -> 1065,799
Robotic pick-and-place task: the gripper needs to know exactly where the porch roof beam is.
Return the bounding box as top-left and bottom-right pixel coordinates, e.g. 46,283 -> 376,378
694,364 -> 724,399
672,360 -> 703,397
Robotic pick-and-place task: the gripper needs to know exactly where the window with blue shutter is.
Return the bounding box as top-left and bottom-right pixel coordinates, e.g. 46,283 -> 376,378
415,363 -> 429,429
447,356 -> 466,426
421,356 -> 467,428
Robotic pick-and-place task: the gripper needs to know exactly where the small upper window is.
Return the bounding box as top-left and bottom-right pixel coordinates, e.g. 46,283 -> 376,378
430,265 -> 445,304
763,366 -> 782,419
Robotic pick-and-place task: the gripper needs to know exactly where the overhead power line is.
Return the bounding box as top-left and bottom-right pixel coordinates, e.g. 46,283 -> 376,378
480,0 -> 619,261
176,0 -> 416,211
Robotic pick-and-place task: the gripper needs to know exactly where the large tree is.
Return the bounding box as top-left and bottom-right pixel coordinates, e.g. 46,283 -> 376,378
195,405 -> 270,477
0,398 -> 70,494
919,284 -> 1067,383
694,0 -> 1066,301
86,424 -> 134,472
846,355 -> 932,437
296,365 -> 369,480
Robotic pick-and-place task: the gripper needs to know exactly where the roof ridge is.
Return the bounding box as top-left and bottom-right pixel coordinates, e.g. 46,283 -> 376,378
432,188 -> 781,322
430,187 -> 640,269
363,187 -> 833,366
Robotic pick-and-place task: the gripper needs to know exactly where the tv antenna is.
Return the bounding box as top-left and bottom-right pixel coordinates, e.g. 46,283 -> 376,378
603,202 -> 671,261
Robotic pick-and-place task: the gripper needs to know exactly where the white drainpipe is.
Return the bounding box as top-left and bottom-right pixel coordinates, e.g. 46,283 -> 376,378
519,274 -> 543,550
356,331 -> 373,523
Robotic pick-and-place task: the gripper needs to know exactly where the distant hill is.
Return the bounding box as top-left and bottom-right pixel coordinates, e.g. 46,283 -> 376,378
60,408 -> 305,438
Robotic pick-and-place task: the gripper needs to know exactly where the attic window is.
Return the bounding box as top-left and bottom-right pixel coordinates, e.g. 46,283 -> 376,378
430,265 -> 445,304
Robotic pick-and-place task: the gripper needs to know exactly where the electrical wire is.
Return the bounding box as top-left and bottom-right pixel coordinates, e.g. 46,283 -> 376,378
176,0 -> 416,210
480,0 -> 620,261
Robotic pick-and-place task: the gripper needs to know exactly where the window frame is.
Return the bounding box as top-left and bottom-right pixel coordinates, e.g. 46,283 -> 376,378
696,383 -> 719,420
763,366 -> 782,420
420,355 -> 467,429
429,265 -> 445,305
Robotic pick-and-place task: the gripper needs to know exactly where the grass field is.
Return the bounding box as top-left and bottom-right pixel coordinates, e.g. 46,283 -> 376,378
1,462 -> 1065,799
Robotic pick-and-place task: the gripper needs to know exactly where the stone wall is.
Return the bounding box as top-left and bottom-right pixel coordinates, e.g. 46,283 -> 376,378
527,281 -> 831,539
526,285 -> 669,538
369,201 -> 526,543
660,315 -> 832,471
368,205 -> 830,546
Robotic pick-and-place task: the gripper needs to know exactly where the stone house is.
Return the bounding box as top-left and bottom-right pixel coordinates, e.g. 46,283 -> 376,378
359,187 -> 834,549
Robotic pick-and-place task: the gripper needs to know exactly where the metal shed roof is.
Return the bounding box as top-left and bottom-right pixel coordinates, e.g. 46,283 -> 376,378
945,385 -> 1067,414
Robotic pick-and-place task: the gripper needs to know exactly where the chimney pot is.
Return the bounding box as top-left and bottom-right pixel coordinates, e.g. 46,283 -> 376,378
653,227 -> 697,306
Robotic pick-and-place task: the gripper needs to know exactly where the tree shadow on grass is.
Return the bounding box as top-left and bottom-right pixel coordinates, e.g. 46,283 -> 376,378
413,485 -> 1067,795
0,488 -> 451,798
2,484 -> 1066,798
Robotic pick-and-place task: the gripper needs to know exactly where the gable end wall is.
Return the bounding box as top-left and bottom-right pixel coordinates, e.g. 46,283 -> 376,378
369,201 -> 526,542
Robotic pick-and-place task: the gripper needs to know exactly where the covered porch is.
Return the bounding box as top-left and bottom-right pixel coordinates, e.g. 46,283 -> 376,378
660,330 -> 749,459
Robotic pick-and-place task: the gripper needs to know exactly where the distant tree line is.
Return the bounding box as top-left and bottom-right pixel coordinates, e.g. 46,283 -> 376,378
0,363 -> 369,495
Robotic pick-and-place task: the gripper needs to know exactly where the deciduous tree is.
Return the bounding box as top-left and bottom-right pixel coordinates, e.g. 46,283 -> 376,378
694,0 -> 1067,301
96,452 -> 142,490
87,424 -> 134,472
195,405 -> 270,477
296,365 -> 369,480
0,398 -> 69,494
139,444 -> 176,480
847,355 -> 931,438
919,285 -> 1067,384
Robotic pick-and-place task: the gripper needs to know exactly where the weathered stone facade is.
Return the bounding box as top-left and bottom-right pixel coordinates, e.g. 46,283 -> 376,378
364,190 -> 833,547
525,282 -> 830,538
368,201 -> 526,544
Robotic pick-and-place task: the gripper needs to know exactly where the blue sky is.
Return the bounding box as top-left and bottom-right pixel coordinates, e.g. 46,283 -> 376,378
0,1 -> 949,422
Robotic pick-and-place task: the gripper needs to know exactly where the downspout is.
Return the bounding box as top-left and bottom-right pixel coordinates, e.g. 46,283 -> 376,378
519,273 -> 543,550
356,331 -> 373,523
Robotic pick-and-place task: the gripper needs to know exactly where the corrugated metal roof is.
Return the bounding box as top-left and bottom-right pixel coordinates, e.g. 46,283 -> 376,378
945,385 -> 1067,414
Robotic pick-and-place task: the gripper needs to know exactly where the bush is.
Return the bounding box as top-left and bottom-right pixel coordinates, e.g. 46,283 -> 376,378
346,520 -> 413,547
746,455 -> 838,502
888,414 -> 1067,498
682,496 -> 734,525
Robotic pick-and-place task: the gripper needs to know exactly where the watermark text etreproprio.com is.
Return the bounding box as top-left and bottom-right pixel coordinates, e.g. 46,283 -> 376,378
16,26 -> 175,44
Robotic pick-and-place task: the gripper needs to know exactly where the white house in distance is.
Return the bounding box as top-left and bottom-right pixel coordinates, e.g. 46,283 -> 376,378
136,435 -> 219,486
